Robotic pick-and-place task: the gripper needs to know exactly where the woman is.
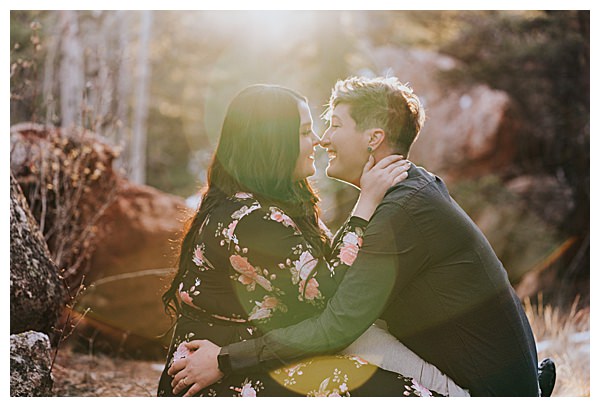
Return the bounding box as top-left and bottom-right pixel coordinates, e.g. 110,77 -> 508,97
157,84 -> 435,397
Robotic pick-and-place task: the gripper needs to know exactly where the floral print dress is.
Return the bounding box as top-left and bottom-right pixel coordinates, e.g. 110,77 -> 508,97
157,192 -> 439,397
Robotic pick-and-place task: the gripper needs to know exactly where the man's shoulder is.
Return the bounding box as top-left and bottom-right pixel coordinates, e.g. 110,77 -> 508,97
381,164 -> 438,207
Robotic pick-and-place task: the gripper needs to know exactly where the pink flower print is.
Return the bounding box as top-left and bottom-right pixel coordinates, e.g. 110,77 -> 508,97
230,255 -> 272,291
231,204 -> 261,220
235,192 -> 253,199
411,378 -> 432,397
269,209 -> 285,223
179,289 -> 194,306
240,383 -> 257,397
299,277 -> 320,300
261,296 -> 279,309
338,232 -> 362,266
294,251 -> 317,280
285,363 -> 306,377
269,207 -> 297,229
192,245 -> 207,267
230,254 -> 256,276
349,355 -> 369,365
237,274 -> 254,286
254,274 -> 273,291
339,243 -> 359,266
248,307 -> 271,321
172,341 -> 194,362
328,392 -> 341,397
248,296 -> 278,321
223,220 -> 238,243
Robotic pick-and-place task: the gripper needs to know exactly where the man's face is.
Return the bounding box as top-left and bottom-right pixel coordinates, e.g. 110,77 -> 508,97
320,103 -> 370,187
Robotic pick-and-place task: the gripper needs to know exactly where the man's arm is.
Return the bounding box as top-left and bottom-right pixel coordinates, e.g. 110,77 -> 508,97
227,202 -> 428,373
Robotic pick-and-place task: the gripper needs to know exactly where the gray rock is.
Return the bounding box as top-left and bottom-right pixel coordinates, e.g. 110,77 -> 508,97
10,123 -> 184,358
10,172 -> 66,335
10,123 -> 119,295
10,331 -> 54,397
73,181 -> 187,358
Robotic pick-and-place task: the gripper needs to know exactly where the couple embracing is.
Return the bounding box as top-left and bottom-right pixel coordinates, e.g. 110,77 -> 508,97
157,76 -> 553,397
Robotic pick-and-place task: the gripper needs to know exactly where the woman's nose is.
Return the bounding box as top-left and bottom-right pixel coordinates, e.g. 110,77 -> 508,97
320,129 -> 330,147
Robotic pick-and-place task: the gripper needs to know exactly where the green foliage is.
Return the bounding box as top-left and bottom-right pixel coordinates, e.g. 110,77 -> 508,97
10,11 -> 589,238
145,107 -> 197,197
437,11 -> 589,236
452,175 -> 561,283
10,11 -> 48,124
143,11 -> 354,197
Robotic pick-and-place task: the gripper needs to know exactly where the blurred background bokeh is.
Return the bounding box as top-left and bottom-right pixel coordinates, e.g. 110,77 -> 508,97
9,10 -> 589,396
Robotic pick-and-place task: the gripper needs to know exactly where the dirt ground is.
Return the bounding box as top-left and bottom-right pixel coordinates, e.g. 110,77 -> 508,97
52,347 -> 163,397
51,305 -> 590,398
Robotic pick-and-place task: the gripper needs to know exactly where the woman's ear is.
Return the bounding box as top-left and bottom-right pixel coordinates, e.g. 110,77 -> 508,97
367,128 -> 386,152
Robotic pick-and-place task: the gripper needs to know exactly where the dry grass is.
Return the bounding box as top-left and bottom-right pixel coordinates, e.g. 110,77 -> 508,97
51,295 -> 590,397
524,295 -> 590,397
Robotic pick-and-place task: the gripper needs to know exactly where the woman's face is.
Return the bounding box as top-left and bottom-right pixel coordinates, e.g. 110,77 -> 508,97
292,101 -> 319,181
320,103 -> 370,187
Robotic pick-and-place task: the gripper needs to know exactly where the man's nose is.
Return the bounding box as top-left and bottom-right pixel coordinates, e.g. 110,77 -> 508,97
311,132 -> 320,146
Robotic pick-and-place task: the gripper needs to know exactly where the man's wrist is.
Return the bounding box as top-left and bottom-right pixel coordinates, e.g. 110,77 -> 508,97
217,346 -> 233,377
348,215 -> 369,229
227,338 -> 264,374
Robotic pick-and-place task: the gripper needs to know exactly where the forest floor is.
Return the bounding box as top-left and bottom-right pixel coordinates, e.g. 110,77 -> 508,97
51,301 -> 590,397
52,347 -> 163,397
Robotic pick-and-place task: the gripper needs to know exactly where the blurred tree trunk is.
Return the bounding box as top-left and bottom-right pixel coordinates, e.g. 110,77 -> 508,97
58,10 -> 84,129
130,11 -> 153,184
115,10 -> 132,171
93,12 -> 114,135
42,15 -> 59,126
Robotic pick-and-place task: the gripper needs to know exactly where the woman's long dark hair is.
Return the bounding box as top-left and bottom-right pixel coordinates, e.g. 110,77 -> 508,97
162,84 -> 327,317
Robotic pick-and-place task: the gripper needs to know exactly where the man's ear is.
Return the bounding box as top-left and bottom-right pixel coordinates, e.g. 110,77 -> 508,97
367,128 -> 386,152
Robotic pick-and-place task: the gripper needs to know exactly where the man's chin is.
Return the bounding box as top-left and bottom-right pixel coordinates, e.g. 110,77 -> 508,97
325,163 -> 360,189
326,166 -> 352,185
325,166 -> 338,181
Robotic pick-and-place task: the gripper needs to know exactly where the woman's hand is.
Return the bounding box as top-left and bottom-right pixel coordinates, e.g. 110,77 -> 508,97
353,155 -> 410,221
168,340 -> 224,397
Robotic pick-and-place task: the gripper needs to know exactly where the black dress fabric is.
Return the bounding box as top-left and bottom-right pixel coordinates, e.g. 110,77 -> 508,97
157,192 -> 439,397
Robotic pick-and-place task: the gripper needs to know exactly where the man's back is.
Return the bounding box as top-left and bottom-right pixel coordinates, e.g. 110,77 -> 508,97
222,165 -> 540,396
374,165 -> 539,396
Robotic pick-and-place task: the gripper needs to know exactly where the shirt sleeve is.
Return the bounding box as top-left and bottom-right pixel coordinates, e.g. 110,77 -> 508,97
224,202 -> 430,373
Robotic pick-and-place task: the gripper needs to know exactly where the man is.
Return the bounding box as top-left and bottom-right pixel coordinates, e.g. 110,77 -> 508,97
169,76 -> 550,396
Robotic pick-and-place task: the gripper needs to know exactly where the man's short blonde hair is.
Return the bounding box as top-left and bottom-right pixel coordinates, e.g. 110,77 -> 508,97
324,76 -> 425,155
